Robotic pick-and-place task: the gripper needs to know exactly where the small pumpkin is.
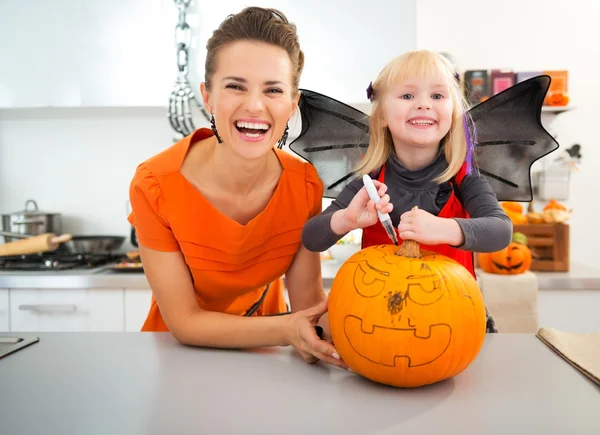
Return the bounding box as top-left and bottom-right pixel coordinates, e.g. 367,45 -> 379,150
501,201 -> 523,214
329,236 -> 487,388
501,202 -> 528,224
478,232 -> 532,275
547,92 -> 569,107
543,199 -> 567,212
526,201 -> 544,224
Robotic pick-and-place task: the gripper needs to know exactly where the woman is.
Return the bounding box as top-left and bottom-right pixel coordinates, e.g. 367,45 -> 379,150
128,7 -> 346,369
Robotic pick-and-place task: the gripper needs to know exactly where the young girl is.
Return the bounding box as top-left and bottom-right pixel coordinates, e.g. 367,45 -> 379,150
301,50 -> 512,333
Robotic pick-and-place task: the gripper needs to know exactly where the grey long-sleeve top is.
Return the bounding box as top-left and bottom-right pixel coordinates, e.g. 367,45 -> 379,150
302,149 -> 512,253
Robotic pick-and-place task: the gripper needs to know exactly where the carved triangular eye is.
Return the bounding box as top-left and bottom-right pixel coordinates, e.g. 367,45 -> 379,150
420,263 -> 431,272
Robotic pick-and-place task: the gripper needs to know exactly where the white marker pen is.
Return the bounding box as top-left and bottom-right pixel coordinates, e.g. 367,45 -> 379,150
362,174 -> 399,245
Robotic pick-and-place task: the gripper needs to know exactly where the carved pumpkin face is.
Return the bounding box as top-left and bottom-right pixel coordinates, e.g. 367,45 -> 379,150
329,243 -> 487,388
478,233 -> 532,275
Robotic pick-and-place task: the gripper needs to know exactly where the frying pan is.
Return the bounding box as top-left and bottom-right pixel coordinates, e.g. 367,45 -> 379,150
65,236 -> 125,254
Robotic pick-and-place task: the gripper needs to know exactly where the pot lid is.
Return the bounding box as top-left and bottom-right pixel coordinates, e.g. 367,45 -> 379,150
7,200 -> 61,216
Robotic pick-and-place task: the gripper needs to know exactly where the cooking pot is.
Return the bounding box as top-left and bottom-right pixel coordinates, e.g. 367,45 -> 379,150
1,200 -> 62,242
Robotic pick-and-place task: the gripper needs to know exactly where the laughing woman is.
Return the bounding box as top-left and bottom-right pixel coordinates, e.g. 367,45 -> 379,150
127,7 -> 346,369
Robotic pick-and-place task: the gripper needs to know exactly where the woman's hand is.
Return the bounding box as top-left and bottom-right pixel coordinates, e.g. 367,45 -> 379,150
330,180 -> 392,235
284,298 -> 349,370
397,208 -> 465,246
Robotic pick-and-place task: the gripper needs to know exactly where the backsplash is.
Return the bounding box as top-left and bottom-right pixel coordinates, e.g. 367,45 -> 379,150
0,107 -> 190,251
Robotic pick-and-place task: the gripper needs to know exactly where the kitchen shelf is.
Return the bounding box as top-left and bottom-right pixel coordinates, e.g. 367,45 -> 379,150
541,106 -> 574,113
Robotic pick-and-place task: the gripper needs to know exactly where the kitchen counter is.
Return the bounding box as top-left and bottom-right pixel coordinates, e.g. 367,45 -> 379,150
0,261 -> 599,290
0,332 -> 599,435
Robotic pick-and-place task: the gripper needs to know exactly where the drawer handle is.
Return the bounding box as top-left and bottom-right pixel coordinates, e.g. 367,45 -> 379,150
18,304 -> 78,313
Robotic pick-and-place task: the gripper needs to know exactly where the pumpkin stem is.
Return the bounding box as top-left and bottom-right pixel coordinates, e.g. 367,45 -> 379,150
395,240 -> 422,258
395,206 -> 422,258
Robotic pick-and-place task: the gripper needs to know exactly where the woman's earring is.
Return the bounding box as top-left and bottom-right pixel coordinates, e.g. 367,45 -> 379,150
277,123 -> 289,149
210,114 -> 223,143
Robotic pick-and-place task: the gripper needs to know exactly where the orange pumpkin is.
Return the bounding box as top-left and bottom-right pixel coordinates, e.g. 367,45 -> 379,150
547,92 -> 569,106
501,201 -> 523,214
543,199 -> 567,212
501,202 -> 528,224
478,232 -> 532,275
329,239 -> 487,388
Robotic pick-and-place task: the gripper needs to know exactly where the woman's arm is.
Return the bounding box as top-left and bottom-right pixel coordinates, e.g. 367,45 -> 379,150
140,244 -> 287,348
140,243 -> 346,368
285,244 -> 326,312
284,244 -> 346,367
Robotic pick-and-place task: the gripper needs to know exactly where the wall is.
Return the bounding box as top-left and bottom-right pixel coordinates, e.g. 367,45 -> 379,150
416,0 -> 599,269
0,0 -> 416,252
0,0 -> 596,269
0,107 -> 175,250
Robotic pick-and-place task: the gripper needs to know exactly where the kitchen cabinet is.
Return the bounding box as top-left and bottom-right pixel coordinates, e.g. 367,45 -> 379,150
9,288 -> 124,332
538,289 -> 600,333
0,289 -> 8,331
0,0 -> 173,108
124,289 -> 153,332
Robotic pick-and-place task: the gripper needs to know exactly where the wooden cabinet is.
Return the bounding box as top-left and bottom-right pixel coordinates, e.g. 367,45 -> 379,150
0,0 -> 173,108
0,289 -> 8,332
124,289 -> 153,332
9,288 -> 124,332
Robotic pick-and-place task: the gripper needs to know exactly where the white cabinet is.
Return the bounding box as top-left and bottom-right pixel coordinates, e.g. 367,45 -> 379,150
9,288 -> 124,332
0,289 -> 9,332
0,0 -> 173,108
124,289 -> 153,332
538,289 -> 600,333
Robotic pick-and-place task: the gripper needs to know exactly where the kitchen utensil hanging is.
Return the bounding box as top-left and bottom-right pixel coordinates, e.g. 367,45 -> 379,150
167,0 -> 210,141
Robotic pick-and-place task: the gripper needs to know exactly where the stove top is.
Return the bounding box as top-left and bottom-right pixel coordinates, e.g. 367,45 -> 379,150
0,252 -> 120,272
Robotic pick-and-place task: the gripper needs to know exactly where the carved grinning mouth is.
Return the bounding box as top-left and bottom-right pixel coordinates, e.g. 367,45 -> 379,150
344,315 -> 452,367
491,261 -> 523,271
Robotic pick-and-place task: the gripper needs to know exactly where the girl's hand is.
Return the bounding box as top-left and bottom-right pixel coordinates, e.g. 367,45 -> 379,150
397,208 -> 465,246
283,298 -> 349,370
332,181 -> 392,234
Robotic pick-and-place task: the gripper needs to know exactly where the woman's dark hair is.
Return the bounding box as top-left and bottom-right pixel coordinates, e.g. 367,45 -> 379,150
204,7 -> 304,93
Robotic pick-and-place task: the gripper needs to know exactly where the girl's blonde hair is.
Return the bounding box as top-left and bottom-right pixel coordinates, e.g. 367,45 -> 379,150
356,50 -> 472,183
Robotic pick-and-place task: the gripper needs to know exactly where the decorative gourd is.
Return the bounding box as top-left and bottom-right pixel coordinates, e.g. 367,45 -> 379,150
478,232 -> 532,275
543,199 -> 567,212
328,239 -> 487,388
526,202 -> 544,224
542,199 -> 571,223
500,202 -> 528,224
501,201 -> 523,214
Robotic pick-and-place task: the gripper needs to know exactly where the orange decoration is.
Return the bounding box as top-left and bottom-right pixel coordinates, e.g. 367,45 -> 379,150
543,199 -> 567,212
329,238 -> 486,388
478,232 -> 532,275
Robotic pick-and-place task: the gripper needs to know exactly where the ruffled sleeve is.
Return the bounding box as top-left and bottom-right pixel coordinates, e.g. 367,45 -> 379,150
305,163 -> 324,219
128,164 -> 180,252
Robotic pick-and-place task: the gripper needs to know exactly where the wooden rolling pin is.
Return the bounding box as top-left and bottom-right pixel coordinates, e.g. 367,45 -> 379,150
0,233 -> 72,257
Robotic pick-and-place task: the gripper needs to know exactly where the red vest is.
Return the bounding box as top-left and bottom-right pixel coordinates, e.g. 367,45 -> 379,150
361,162 -> 475,278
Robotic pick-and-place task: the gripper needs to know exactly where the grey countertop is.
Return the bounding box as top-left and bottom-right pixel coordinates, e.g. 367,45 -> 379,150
0,261 -> 599,290
0,332 -> 599,435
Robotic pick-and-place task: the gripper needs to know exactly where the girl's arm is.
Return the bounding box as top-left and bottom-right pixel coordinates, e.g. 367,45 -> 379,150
454,170 -> 513,252
302,177 -> 391,252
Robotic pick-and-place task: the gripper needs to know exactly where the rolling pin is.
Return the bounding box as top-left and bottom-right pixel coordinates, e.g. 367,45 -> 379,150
0,233 -> 73,257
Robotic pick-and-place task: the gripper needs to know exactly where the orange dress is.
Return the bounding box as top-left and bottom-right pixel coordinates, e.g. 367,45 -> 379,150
128,128 -> 324,331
